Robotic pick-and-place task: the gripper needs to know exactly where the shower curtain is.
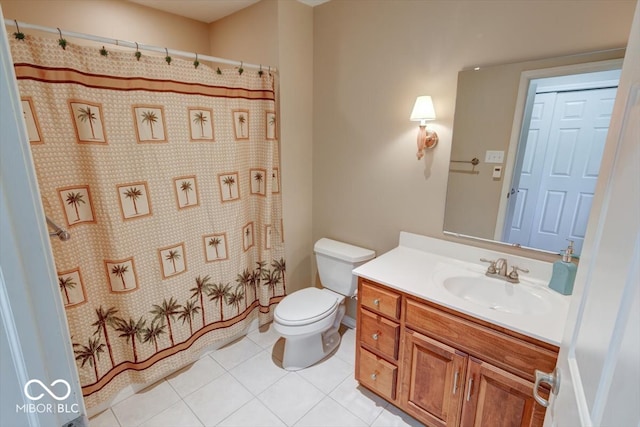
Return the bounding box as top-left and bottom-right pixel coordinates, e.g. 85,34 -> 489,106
10,35 -> 286,410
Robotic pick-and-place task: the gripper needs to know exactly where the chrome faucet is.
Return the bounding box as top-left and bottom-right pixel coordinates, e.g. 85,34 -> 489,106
480,258 -> 529,284
495,258 -> 508,276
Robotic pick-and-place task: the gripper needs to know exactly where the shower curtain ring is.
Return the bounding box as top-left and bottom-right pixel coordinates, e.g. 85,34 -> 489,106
165,48 -> 172,65
258,64 -> 264,77
238,61 -> 244,75
134,42 -> 142,61
56,27 -> 68,50
194,52 -> 200,69
13,20 -> 25,40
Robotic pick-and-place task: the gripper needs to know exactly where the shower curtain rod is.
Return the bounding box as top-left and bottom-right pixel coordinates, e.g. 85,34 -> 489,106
4,19 -> 276,72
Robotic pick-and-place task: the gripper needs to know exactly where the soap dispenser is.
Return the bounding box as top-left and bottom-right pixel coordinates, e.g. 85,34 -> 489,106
549,240 -> 578,295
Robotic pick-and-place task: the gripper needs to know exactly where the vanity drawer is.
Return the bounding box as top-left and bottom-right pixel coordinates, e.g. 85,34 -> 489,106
405,299 -> 558,382
360,280 -> 400,320
358,347 -> 398,401
360,308 -> 400,360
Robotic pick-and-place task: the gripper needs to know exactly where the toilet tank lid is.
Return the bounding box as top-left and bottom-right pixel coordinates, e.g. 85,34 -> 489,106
314,238 -> 375,263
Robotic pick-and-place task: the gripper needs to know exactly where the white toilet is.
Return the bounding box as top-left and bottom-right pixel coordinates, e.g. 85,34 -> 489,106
273,238 -> 375,371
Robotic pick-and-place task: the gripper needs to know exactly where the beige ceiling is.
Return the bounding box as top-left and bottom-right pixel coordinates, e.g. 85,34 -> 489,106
127,0 -> 329,24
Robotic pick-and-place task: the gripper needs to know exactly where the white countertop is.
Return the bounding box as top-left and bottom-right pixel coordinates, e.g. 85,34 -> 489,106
353,232 -> 571,346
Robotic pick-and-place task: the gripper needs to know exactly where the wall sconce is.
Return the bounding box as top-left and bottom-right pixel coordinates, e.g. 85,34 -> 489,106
410,95 -> 438,160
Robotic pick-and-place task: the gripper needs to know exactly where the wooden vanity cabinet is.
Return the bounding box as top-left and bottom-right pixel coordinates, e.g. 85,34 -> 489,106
355,278 -> 558,427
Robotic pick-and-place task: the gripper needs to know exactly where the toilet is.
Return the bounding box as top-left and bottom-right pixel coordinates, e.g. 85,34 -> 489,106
273,238 -> 375,371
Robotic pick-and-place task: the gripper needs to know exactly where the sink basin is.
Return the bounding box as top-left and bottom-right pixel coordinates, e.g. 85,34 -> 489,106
441,274 -> 552,315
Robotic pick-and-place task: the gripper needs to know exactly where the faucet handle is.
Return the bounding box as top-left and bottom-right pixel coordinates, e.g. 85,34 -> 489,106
508,265 -> 530,282
480,258 -> 497,274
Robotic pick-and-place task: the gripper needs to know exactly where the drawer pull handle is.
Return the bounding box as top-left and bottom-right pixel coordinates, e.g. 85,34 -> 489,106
372,333 -> 379,340
373,299 -> 380,306
452,371 -> 459,395
370,373 -> 377,381
466,378 -> 474,401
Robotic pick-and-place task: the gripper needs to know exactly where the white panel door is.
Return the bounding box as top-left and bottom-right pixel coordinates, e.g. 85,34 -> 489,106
546,84 -> 639,427
528,87 -> 617,254
543,5 -> 640,425
506,92 -> 556,245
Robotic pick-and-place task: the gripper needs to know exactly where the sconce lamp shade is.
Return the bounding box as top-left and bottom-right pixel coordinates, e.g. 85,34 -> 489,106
411,95 -> 438,159
410,96 -> 436,123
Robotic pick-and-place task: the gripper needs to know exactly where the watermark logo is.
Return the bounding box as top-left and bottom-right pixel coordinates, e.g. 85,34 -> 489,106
23,379 -> 71,401
16,379 -> 79,415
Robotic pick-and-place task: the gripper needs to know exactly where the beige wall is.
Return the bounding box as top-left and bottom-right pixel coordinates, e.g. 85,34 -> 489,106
1,0 -> 210,53
313,0 -> 635,255
208,0 -> 278,66
275,1 -> 314,294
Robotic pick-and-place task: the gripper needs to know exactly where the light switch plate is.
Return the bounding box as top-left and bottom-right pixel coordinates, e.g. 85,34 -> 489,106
485,150 -> 504,163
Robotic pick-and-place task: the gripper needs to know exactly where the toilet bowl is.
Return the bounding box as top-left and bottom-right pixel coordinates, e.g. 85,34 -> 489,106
274,287 -> 345,370
273,238 -> 375,371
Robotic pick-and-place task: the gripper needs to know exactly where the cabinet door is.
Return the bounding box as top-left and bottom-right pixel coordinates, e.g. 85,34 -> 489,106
401,329 -> 467,427
460,357 -> 546,427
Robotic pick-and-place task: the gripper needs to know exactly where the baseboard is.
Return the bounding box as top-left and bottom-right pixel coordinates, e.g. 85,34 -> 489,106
341,315 -> 356,329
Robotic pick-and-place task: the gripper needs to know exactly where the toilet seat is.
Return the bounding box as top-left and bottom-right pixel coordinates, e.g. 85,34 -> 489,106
275,288 -> 339,326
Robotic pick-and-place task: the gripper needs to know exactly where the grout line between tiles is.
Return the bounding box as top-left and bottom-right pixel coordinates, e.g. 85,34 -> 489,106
93,328 -> 416,427
186,399 -> 208,427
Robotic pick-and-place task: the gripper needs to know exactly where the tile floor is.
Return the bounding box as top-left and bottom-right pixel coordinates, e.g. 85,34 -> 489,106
89,324 -> 423,427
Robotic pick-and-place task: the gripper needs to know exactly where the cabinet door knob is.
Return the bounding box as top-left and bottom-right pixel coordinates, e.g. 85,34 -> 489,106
373,298 -> 380,306
370,373 -> 377,381
372,333 -> 379,340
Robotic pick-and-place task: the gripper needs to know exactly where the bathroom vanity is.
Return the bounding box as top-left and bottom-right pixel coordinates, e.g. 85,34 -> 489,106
353,232 -> 571,427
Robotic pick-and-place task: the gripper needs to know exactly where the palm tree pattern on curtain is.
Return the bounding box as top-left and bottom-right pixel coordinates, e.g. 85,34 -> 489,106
141,110 -> 158,139
58,276 -> 76,305
11,35 -> 285,410
123,187 -> 143,215
76,106 -> 97,139
110,264 -> 129,290
180,180 -> 193,205
65,191 -> 85,222
193,111 -> 207,138
209,237 -> 222,258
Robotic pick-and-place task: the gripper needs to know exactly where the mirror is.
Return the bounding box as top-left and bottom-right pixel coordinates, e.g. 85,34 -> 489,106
444,50 -> 625,256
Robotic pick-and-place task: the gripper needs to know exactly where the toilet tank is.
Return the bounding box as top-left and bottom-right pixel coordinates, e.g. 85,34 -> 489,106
314,238 -> 375,296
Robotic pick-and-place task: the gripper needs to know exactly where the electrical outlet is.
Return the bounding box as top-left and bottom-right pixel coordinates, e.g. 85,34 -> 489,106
485,150 -> 504,164
492,166 -> 503,179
